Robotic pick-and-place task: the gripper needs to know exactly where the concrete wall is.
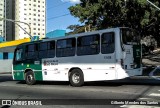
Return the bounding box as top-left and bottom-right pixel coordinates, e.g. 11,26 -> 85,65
0,59 -> 12,73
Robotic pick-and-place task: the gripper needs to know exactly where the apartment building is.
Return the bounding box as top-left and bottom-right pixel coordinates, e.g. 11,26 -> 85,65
6,0 -> 15,41
0,0 -> 5,39
15,0 -> 46,40
0,0 -> 46,41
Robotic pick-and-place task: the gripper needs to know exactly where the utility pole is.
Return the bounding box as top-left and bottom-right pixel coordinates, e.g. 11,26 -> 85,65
0,18 -> 32,40
147,0 -> 160,11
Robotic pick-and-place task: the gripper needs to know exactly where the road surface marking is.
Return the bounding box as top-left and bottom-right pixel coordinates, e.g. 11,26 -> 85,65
149,93 -> 160,97
139,97 -> 151,100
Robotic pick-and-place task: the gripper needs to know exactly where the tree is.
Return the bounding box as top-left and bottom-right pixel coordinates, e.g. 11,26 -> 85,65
68,0 -> 160,46
66,24 -> 85,35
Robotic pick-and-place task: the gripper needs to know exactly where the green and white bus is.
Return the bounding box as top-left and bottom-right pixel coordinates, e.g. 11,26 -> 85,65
12,27 -> 142,87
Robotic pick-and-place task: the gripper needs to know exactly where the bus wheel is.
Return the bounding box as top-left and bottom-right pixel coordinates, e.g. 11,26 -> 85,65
69,69 -> 84,87
25,71 -> 36,85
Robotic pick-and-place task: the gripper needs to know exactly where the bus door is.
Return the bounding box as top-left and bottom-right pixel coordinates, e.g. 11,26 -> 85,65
13,47 -> 25,80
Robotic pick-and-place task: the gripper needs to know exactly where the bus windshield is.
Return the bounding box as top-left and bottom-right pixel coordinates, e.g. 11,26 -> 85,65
121,28 -> 140,45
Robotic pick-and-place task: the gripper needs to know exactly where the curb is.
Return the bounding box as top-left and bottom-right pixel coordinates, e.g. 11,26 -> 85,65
0,72 -> 12,74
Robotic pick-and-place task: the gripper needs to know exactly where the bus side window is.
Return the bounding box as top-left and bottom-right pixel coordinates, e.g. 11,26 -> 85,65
77,34 -> 100,56
56,38 -> 75,57
26,44 -> 38,59
15,49 -> 23,61
101,32 -> 115,54
48,41 -> 55,58
39,42 -> 48,58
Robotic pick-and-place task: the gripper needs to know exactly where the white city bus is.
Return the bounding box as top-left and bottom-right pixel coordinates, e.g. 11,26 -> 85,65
12,27 -> 142,87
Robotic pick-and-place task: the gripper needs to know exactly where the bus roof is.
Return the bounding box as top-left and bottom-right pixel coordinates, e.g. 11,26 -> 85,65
16,27 -> 129,47
42,27 -> 123,42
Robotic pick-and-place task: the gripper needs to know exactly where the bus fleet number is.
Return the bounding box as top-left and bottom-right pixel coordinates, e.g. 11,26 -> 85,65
104,56 -> 111,59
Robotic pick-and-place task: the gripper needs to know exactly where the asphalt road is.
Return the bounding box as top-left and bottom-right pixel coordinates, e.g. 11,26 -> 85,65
0,74 -> 160,108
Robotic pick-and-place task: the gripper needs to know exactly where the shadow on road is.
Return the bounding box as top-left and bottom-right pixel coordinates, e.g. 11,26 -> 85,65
16,81 -> 123,87
1,105 -> 10,108
15,77 -> 160,87
84,78 -> 160,87
17,81 -> 70,86
0,73 -> 160,87
0,74 -> 12,83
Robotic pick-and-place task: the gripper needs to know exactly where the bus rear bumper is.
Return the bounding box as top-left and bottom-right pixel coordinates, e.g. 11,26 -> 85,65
116,67 -> 142,79
126,68 -> 143,77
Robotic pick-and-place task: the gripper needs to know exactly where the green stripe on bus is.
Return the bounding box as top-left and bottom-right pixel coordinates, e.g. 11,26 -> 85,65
14,71 -> 24,80
13,62 -> 43,81
34,71 -> 43,81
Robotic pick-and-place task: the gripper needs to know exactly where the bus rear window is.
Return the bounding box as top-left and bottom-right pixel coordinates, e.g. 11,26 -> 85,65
121,28 -> 140,45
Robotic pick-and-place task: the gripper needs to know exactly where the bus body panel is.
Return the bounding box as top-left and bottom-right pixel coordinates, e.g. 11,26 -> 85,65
12,27 -> 142,84
123,45 -> 142,76
13,60 -> 43,81
42,53 -> 117,81
115,64 -> 129,79
12,44 -> 43,81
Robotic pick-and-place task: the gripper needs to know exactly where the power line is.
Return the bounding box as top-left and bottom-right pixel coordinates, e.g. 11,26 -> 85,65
47,13 -> 70,21
147,0 -> 160,11
47,2 -> 69,10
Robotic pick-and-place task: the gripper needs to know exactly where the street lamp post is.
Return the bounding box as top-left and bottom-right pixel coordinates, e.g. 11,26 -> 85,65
0,18 -> 32,40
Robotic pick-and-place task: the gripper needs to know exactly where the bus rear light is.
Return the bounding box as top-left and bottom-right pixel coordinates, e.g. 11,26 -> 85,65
121,59 -> 124,68
130,64 -> 137,68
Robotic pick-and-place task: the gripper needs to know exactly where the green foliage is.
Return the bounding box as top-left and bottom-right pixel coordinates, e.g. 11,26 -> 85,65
66,24 -> 86,35
68,0 -> 160,46
137,0 -> 146,6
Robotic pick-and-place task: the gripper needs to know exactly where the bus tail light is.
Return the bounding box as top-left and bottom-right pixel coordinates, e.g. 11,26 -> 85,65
121,59 -> 124,68
130,63 -> 137,69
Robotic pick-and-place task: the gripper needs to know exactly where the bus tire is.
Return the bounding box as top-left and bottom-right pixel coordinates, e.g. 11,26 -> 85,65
69,69 -> 84,87
25,71 -> 36,85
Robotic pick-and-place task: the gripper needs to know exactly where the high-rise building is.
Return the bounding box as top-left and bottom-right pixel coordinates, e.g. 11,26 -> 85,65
0,0 -> 46,41
0,0 -> 16,41
5,0 -> 15,41
15,0 -> 46,40
0,0 -> 5,39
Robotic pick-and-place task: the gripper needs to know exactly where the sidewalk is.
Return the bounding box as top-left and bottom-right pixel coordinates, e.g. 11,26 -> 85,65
142,48 -> 160,76
142,48 -> 160,66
